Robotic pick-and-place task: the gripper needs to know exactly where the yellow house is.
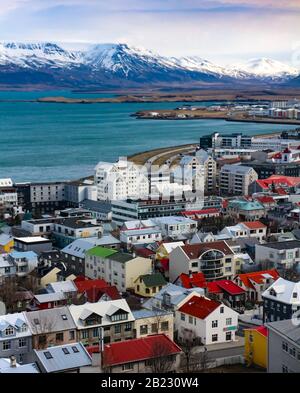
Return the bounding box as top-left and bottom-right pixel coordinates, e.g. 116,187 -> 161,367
244,326 -> 268,369
0,234 -> 14,253
156,241 -> 185,261
134,273 -> 167,297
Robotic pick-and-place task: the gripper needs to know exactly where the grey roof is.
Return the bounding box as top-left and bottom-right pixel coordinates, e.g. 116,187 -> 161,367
257,240 -> 300,250
109,252 -> 133,263
0,359 -> 39,373
56,217 -> 100,229
267,319 -> 300,346
0,233 -> 13,246
62,239 -> 95,259
292,229 -> 300,240
132,309 -> 172,319
34,342 -> 92,373
25,306 -> 76,334
80,199 -> 112,213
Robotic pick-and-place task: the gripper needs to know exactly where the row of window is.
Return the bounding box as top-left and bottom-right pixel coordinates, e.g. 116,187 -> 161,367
2,338 -> 27,350
282,341 -> 300,360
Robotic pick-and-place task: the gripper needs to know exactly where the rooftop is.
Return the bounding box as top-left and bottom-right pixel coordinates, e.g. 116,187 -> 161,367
178,295 -> 220,319
86,246 -> 118,259
137,273 -> 167,288
257,240 -> 300,250
267,319 -> 300,345
14,236 -> 51,244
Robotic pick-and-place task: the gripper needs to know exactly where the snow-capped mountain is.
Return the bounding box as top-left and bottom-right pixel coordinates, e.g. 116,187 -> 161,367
0,41 -> 299,87
229,58 -> 299,80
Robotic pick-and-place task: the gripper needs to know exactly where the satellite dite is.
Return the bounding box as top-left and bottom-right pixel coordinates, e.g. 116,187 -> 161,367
0,301 -> 6,316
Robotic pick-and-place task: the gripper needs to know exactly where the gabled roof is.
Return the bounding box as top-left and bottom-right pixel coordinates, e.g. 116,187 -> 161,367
102,334 -> 181,367
262,277 -> 300,304
245,325 -> 268,337
177,272 -> 206,289
214,280 -> 245,295
255,196 -> 275,204
241,221 -> 267,230
159,241 -> 185,254
236,269 -> 280,289
34,342 -> 92,373
137,273 -> 167,288
75,278 -> 108,293
178,296 -> 220,319
25,306 -> 76,333
180,241 -> 233,259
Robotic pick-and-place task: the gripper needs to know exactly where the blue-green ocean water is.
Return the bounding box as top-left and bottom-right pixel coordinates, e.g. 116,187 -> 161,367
0,90 -> 297,182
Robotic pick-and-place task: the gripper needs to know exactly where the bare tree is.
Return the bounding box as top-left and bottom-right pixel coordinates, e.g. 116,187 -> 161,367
0,276 -> 20,313
29,311 -> 57,349
149,341 -> 176,373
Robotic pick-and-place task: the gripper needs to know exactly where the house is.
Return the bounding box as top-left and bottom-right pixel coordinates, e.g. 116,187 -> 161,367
46,280 -> 78,300
175,296 -> 239,345
249,174 -> 300,194
14,237 -> 52,254
155,241 -> 185,268
219,221 -> 267,242
33,342 -> 92,373
134,273 -> 167,298
190,231 -> 216,244
244,326 -> 268,369
79,199 -> 112,221
262,277 -> 300,323
68,299 -> 135,346
143,283 -> 205,313
0,254 -> 16,280
255,240 -> 300,270
120,227 -> 162,247
0,312 -> 33,364
25,306 -> 77,350
101,334 -> 181,373
8,251 -> 38,278
181,208 -> 220,220
254,195 -> 277,209
27,292 -> 68,311
132,309 -> 174,340
0,358 -> 39,373
61,236 -> 120,277
152,216 -> 198,240
227,199 -> 265,221
84,246 -> 152,292
0,233 -> 14,253
233,269 -> 280,303
169,241 -> 235,283
74,277 -> 121,303
267,319 -> 300,373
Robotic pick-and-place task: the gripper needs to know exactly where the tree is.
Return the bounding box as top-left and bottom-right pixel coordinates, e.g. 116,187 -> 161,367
0,276 -> 20,313
149,341 -> 176,373
29,311 -> 57,349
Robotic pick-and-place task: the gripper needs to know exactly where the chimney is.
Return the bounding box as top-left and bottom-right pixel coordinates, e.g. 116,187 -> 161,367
10,356 -> 17,368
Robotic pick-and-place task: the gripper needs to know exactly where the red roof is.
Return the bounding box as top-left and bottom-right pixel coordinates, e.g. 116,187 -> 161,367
245,325 -> 268,337
272,152 -> 282,159
236,269 -> 280,289
178,273 -> 206,289
241,221 -> 266,230
256,175 -> 300,190
178,295 -> 220,319
206,282 -> 223,294
283,148 -> 291,154
85,285 -> 121,302
215,280 -> 245,295
222,200 -> 229,209
101,335 -> 181,366
182,208 -> 219,216
255,196 -> 275,204
275,187 -> 288,195
75,278 -> 108,293
182,241 -> 233,259
159,258 -> 169,272
134,247 -> 155,258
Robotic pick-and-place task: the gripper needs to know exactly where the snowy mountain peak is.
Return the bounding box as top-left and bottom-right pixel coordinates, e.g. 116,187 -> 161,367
230,57 -> 299,79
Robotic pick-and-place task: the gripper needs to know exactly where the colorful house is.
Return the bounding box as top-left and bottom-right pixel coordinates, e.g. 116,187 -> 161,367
244,325 -> 268,369
134,273 -> 167,297
0,233 -> 14,253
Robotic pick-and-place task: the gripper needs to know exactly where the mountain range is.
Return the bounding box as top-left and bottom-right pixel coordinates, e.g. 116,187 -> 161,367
0,41 -> 299,89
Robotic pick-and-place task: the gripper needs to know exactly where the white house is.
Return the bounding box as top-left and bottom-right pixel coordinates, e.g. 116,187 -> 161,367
219,221 -> 267,242
153,216 -> 198,240
175,295 -> 239,345
255,240 -> 300,269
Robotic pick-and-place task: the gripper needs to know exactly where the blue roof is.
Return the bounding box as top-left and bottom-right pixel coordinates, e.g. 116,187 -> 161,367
132,309 -> 172,319
9,251 -> 38,259
229,200 -> 264,211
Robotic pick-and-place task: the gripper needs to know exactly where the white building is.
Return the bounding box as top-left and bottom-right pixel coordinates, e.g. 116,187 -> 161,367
173,156 -> 205,196
195,150 -> 217,193
120,223 -> 162,246
175,295 -> 239,345
220,164 -> 258,195
153,216 -> 198,240
255,240 -> 300,269
219,221 -> 267,242
95,157 -> 149,201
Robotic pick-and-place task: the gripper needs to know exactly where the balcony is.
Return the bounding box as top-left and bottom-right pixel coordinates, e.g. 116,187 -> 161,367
201,251 -> 224,261
203,272 -> 224,280
201,261 -> 223,270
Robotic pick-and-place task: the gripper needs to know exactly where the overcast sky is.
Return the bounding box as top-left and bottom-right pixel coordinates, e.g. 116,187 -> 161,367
1,0 -> 300,66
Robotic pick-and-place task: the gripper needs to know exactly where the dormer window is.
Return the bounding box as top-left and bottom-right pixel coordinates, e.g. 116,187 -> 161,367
270,289 -> 277,297
5,327 -> 14,336
20,324 -> 27,332
293,292 -> 297,299
111,312 -> 128,322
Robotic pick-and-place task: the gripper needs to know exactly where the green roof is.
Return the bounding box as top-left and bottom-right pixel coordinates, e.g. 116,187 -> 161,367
109,252 -> 133,264
86,246 -> 118,258
140,273 -> 167,288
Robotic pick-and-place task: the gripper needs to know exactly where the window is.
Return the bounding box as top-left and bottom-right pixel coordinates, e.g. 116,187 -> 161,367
226,318 -> 232,326
181,313 -> 185,321
5,327 -> 14,336
56,332 -> 64,342
115,325 -> 121,334
140,325 -> 148,335
161,321 -> 169,331
111,313 -> 128,322
282,365 -> 288,373
62,348 -> 70,355
220,307 -> 224,314
81,330 -> 89,339
69,330 -> 75,340
191,262 -> 198,268
19,338 -> 26,348
152,323 -> 158,333
38,335 -> 46,346
122,363 -> 134,371
293,292 -> 297,299
189,316 -> 193,324
290,347 -> 296,357
212,334 -> 218,342
125,322 -> 132,332
282,341 -> 288,352
61,314 -> 68,321
72,346 -> 79,353
44,351 -> 53,360
2,340 -> 11,350
212,320 -> 218,328
93,327 -> 99,337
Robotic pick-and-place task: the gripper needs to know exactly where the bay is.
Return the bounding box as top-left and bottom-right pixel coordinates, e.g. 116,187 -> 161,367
0,90 -> 297,182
